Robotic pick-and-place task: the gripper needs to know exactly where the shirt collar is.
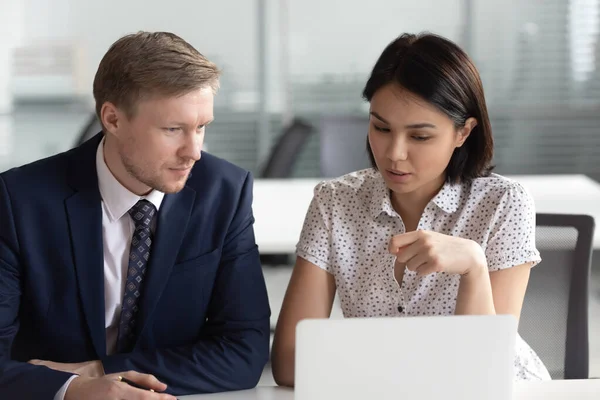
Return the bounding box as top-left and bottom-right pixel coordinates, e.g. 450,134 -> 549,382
96,137 -> 165,222
430,181 -> 463,213
369,172 -> 396,219
369,171 -> 463,219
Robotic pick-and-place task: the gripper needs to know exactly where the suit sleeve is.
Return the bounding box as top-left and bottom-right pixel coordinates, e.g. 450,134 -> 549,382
0,175 -> 74,399
101,171 -> 271,395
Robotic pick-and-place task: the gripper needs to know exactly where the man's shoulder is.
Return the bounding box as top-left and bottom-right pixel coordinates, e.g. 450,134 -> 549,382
1,148 -> 74,190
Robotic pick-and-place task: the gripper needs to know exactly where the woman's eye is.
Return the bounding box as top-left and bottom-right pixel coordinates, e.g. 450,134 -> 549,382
412,136 -> 430,141
373,124 -> 390,132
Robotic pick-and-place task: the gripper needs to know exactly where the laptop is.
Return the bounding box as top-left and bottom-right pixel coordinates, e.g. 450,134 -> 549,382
295,315 -> 517,400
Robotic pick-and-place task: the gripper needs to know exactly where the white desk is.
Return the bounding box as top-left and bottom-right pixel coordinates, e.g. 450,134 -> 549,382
252,174 -> 600,253
179,380 -> 600,399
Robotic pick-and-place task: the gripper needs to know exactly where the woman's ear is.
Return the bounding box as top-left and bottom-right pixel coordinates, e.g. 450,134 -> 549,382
456,117 -> 478,147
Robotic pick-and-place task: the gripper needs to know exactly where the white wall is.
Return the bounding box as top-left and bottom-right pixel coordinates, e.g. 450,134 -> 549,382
0,0 -> 24,113
15,0 -> 259,101
21,0 -> 71,41
70,0 -> 258,92
11,0 -> 527,110
287,0 -> 463,77
471,0 -> 518,106
0,0 -> 23,160
14,0 -> 464,92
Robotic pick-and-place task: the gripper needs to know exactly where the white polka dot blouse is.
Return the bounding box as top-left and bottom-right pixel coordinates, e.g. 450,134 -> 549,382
296,168 -> 551,381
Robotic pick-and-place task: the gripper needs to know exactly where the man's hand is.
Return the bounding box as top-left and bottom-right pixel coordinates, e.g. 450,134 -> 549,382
28,359 -> 104,377
65,371 -> 176,400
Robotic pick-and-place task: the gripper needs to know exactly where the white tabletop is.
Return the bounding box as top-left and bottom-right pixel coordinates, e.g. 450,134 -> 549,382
179,380 -> 600,399
252,174 -> 600,253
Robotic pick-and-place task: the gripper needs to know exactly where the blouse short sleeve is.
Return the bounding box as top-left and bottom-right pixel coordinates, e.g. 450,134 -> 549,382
485,183 -> 542,272
295,182 -> 334,273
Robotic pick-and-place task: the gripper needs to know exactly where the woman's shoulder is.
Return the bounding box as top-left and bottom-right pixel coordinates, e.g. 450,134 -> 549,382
312,168 -> 383,200
467,173 -> 533,204
459,174 -> 536,225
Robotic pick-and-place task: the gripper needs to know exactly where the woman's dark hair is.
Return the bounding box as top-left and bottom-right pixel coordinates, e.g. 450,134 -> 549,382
363,32 -> 494,184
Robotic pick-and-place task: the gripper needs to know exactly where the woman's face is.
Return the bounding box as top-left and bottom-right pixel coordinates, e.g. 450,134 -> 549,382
368,83 -> 475,199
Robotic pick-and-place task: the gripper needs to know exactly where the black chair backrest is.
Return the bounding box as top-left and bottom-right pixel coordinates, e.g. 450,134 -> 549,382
519,213 -> 594,379
260,118 -> 314,178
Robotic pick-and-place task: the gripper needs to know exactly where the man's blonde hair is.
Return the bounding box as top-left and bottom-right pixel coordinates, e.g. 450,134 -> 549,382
93,31 -> 220,121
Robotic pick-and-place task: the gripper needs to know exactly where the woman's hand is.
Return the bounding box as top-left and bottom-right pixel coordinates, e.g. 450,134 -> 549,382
389,230 -> 487,277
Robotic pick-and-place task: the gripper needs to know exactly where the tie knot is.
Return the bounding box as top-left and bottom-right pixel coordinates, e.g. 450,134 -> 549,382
128,200 -> 156,229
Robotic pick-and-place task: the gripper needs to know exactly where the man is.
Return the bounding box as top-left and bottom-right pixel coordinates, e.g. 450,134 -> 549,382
0,31 -> 271,399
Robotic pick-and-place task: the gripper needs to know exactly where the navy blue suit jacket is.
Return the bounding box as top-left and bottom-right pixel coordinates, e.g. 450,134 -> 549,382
0,134 -> 271,398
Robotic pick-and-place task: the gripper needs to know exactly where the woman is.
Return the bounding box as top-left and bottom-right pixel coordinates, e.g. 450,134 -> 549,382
271,32 -> 551,385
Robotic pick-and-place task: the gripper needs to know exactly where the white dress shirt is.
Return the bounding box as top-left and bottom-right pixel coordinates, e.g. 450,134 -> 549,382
297,168 -> 551,381
54,138 -> 165,399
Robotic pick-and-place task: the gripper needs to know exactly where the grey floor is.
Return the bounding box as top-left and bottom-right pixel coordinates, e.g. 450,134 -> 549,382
1,104 -> 600,383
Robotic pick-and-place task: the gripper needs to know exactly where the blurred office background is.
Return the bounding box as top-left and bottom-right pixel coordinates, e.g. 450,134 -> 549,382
1,0 -> 599,380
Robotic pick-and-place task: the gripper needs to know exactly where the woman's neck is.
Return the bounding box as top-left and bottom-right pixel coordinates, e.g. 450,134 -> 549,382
391,175 -> 445,231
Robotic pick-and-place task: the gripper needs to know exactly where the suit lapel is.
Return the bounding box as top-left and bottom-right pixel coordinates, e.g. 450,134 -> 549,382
137,186 -> 196,338
65,133 -> 106,357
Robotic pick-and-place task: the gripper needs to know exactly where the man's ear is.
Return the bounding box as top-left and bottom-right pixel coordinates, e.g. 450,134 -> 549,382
100,102 -> 122,137
456,117 -> 478,147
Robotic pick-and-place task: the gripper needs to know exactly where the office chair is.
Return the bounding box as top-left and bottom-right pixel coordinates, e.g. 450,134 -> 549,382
519,213 -> 594,379
259,118 -> 315,178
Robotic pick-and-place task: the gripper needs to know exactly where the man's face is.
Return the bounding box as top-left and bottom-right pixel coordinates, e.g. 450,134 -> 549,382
104,87 -> 214,194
